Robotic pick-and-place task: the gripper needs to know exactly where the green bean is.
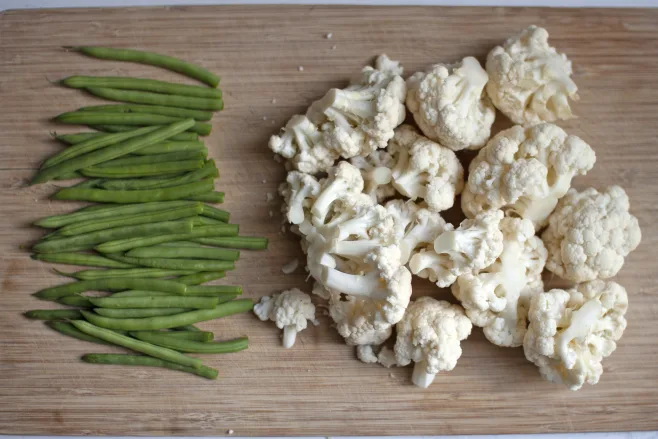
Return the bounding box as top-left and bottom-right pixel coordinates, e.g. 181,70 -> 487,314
81,354 -> 218,380
57,295 -> 93,307
55,132 -> 100,144
31,252 -> 136,268
195,216 -> 226,226
193,236 -> 269,250
67,268 -> 195,280
52,179 -> 213,204
24,309 -> 83,320
132,332 -> 248,354
34,278 -> 187,300
79,104 -> 213,121
134,141 -> 206,156
72,320 -> 202,369
110,290 -> 173,298
68,46 -> 220,88
173,325 -> 201,332
90,296 -> 218,309
175,271 -> 225,286
81,160 -> 204,179
96,151 -> 206,168
86,87 -> 223,112
106,257 -> 235,272
184,285 -> 242,296
35,201 -> 197,228
94,307 -> 191,318
58,204 -> 202,237
55,111 -> 212,135
46,322 -> 114,345
150,330 -> 213,342
73,178 -> 105,189
43,126 -> 160,169
159,241 -> 204,248
33,119 -> 195,184
127,246 -> 239,262
33,219 -> 193,253
92,125 -> 198,141
186,191 -> 224,203
80,299 -> 253,331
95,224 -> 239,253
100,160 -> 216,191
62,76 -> 222,99
200,204 -> 230,222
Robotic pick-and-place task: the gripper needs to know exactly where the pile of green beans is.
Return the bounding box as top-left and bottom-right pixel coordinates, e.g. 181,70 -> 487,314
26,46 -> 269,380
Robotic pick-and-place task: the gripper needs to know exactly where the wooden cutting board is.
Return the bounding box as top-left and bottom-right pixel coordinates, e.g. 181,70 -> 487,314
1,5 -> 657,436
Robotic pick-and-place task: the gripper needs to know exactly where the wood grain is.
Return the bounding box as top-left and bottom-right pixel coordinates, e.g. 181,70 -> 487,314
1,5 -> 657,436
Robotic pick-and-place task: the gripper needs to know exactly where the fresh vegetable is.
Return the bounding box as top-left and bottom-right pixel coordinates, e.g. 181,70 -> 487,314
79,104 -> 213,121
89,295 -> 219,309
131,332 -> 248,354
54,111 -> 212,135
126,246 -> 239,261
33,278 -> 187,300
71,320 -> 203,369
85,87 -> 223,111
79,299 -> 253,331
253,288 -> 315,348
31,252 -> 135,268
24,309 -> 84,320
192,236 -> 268,250
94,308 -> 192,318
46,321 -> 114,345
542,186 -> 642,282
81,354 -> 218,380
51,179 -> 214,203
61,76 -> 222,99
67,46 -> 220,87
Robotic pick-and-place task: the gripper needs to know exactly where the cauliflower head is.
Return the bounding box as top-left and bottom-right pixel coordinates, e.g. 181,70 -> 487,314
462,123 -> 595,228
486,25 -> 579,125
254,288 -> 316,348
523,280 -> 628,390
389,125 -> 464,212
311,161 -> 364,223
410,210 -> 504,288
406,56 -> 495,151
269,115 -> 339,175
309,54 -> 406,159
452,217 -> 547,347
542,186 -> 642,283
394,297 -> 472,388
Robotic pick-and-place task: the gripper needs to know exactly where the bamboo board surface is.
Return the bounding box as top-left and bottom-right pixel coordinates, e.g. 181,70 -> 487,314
1,5 -> 657,436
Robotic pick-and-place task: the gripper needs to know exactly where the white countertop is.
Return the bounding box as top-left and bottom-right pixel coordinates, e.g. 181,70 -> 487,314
1,1 -> 657,438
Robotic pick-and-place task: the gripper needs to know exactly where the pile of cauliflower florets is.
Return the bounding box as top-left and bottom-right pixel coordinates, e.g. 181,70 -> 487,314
255,25 -> 642,391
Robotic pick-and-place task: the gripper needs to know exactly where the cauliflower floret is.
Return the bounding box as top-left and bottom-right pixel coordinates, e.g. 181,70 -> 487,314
311,161 -> 364,223
280,171 -> 320,225
452,217 -> 547,347
389,125 -> 464,213
350,150 -> 396,202
406,56 -> 496,151
385,199 -> 451,264
410,210 -> 504,287
254,288 -> 316,348
523,280 -> 628,390
394,297 -> 472,388
326,246 -> 412,346
269,115 -> 339,174
310,55 -> 406,159
486,25 -> 579,125
462,123 -> 595,229
542,186 -> 641,283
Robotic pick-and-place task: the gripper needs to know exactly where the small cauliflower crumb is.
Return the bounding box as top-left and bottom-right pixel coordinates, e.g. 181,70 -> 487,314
326,33 -> 333,39
262,179 -> 267,184
331,45 -> 337,50
262,115 -> 268,121
280,225 -> 286,234
269,210 -> 274,217
266,192 -> 274,202
282,258 -> 299,274
227,430 -> 234,435
298,66 -> 304,72
273,154 -> 283,163
272,98 -> 277,104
